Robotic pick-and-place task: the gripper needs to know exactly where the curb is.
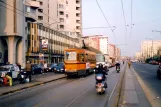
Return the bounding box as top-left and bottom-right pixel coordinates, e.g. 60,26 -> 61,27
0,76 -> 66,97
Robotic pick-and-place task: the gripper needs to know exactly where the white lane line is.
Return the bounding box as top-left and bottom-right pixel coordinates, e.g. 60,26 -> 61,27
107,78 -> 119,104
65,86 -> 94,107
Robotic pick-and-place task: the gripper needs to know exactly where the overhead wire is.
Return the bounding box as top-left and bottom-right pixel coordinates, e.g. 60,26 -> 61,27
95,0 -> 116,40
129,0 -> 133,38
0,0 -> 50,26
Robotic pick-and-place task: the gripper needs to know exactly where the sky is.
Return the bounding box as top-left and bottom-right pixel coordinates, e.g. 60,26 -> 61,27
82,0 -> 161,56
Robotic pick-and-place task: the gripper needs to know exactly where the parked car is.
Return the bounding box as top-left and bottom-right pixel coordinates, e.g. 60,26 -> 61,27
0,64 -> 20,79
31,64 -> 43,74
157,64 -> 161,79
46,63 -> 57,72
54,62 -> 65,73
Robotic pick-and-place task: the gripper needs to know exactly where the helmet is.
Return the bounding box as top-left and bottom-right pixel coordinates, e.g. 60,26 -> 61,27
98,63 -> 103,68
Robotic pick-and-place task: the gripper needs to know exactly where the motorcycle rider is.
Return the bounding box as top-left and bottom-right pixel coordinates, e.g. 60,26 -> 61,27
95,63 -> 108,88
115,61 -> 120,70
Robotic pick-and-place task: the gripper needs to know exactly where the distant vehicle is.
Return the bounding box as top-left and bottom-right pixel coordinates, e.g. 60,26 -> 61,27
54,62 -> 65,73
0,64 -> 20,79
96,54 -> 109,71
31,64 -> 43,74
64,48 -> 96,77
47,63 -> 57,72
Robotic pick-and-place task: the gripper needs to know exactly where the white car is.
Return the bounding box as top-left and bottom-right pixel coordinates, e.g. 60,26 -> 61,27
0,64 -> 20,79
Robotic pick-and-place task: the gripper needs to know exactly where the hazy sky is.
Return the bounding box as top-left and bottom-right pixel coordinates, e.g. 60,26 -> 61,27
82,0 -> 161,56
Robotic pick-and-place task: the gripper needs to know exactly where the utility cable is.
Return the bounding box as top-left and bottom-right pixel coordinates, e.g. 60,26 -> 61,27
95,0 -> 116,40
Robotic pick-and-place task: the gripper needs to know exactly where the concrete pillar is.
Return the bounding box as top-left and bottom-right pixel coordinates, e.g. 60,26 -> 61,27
17,39 -> 23,65
7,37 -> 19,64
8,37 -> 15,64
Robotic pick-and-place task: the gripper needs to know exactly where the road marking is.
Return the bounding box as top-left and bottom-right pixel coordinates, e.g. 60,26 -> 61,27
65,86 -> 93,107
107,80 -> 118,103
132,68 -> 160,107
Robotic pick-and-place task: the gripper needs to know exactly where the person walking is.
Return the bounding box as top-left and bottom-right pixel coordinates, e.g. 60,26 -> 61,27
43,61 -> 48,74
25,61 -> 32,82
128,61 -> 131,69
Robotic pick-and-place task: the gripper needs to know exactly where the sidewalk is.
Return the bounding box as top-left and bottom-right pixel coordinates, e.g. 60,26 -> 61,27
0,73 -> 66,96
122,66 -> 151,107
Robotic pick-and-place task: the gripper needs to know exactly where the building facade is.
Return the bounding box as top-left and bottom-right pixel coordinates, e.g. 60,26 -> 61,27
0,0 -> 81,67
82,36 -> 98,50
26,23 -> 80,64
0,0 -> 27,66
108,44 -> 116,63
141,40 -> 161,59
115,47 -> 121,61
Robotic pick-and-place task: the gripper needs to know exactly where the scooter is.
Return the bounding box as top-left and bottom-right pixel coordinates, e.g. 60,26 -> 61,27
18,71 -> 30,84
116,66 -> 120,73
95,73 -> 107,94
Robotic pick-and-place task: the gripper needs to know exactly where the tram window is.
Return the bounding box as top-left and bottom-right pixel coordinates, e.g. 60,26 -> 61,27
78,54 -> 85,62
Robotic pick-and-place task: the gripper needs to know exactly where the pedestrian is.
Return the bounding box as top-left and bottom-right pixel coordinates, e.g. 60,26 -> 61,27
25,61 -> 32,82
128,61 -> 131,69
17,63 -> 21,71
43,61 -> 48,74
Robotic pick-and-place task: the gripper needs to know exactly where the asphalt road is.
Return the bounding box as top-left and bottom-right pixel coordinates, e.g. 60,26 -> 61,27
0,65 -> 125,107
132,63 -> 161,106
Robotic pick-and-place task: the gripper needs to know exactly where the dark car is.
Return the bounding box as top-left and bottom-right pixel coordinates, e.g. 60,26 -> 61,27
46,63 -> 57,72
157,64 -> 161,79
31,64 -> 43,75
54,62 -> 65,73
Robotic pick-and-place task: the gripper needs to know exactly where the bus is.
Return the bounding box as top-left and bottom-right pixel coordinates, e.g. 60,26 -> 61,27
64,48 -> 96,77
96,54 -> 106,65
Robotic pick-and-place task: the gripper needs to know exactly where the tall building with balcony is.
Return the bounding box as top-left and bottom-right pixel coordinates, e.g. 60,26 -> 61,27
57,0 -> 82,35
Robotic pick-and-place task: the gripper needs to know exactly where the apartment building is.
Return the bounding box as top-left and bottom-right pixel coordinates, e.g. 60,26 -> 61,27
0,0 -> 81,66
56,0 -> 82,35
141,40 -> 161,58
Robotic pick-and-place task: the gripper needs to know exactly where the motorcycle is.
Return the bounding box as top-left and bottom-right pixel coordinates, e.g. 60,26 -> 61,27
116,66 -> 120,73
18,71 -> 30,84
95,73 -> 107,94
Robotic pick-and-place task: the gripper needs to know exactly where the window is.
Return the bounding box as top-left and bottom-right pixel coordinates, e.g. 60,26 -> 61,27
76,13 -> 79,17
76,7 -> 80,10
60,18 -> 64,22
38,16 -> 43,20
59,11 -> 64,15
76,26 -> 80,29
59,4 -> 64,9
38,9 -> 43,13
78,53 -> 85,62
66,14 -> 68,18
60,25 -> 64,29
76,0 -> 80,4
65,52 -> 77,61
40,1 -> 43,5
76,20 -> 80,23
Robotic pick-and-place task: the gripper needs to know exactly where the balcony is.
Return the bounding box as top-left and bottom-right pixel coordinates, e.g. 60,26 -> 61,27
25,0 -> 40,9
25,12 -> 37,22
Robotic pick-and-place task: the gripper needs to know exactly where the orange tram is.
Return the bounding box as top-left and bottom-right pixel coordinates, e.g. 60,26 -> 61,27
64,48 -> 96,77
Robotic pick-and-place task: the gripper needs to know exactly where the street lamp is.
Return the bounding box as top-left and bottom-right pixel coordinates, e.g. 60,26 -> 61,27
145,38 -> 153,58
152,30 -> 161,36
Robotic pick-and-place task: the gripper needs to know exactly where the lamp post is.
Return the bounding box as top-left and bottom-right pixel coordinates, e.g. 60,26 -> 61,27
152,30 -> 161,36
145,38 -> 153,58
